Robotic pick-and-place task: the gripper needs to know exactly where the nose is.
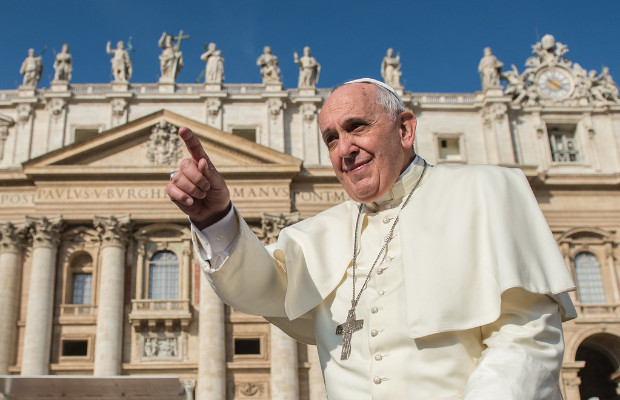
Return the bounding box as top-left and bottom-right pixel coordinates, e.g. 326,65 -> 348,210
336,134 -> 359,159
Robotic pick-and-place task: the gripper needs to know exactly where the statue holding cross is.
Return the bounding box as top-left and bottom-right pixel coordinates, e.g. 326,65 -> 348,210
158,30 -> 189,83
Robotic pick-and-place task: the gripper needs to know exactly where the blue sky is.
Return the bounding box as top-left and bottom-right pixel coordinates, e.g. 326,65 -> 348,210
2,0 -> 619,93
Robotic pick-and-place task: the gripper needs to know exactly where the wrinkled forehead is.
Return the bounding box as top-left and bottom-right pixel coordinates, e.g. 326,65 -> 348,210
319,84 -> 381,125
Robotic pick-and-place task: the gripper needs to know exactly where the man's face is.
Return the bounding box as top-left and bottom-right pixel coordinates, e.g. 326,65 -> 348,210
318,84 -> 416,203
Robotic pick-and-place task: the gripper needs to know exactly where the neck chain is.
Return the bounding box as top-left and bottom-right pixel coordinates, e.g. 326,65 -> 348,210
336,160 -> 427,360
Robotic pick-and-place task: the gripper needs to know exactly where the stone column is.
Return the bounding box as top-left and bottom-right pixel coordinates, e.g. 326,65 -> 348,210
21,216 -> 62,375
93,215 -> 132,376
0,223 -> 28,373
270,325 -> 299,400
197,272 -> 226,400
307,345 -> 327,400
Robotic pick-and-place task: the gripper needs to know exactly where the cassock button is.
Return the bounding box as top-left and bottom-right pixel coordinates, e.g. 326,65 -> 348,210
378,289 -> 385,296
374,354 -> 383,361
371,306 -> 379,314
370,329 -> 378,337
382,217 -> 392,224
373,377 -> 382,384
376,268 -> 384,275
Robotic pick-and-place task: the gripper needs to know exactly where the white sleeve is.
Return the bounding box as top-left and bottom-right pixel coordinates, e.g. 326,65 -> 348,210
463,287 -> 564,400
190,204 -> 239,270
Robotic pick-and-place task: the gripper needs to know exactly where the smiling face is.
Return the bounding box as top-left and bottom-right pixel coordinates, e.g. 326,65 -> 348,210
319,83 -> 416,203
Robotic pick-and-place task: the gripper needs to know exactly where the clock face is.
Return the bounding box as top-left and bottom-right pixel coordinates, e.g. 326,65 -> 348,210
537,68 -> 573,100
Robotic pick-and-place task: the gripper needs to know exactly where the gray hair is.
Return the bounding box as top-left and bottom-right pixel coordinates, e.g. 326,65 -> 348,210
332,78 -> 407,118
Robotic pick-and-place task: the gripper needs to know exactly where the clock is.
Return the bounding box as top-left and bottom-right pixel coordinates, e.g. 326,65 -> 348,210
537,68 -> 573,100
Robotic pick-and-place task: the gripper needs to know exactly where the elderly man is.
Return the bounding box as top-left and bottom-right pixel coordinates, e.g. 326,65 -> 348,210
168,78 -> 576,399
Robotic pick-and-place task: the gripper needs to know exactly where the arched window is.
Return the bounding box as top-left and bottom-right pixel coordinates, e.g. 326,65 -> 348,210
148,250 -> 179,300
574,251 -> 606,304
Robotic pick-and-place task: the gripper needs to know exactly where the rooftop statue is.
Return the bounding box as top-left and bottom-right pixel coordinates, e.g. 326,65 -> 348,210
200,42 -> 224,84
294,46 -> 320,88
159,30 -> 189,83
20,48 -> 43,88
381,48 -> 402,89
53,44 -> 72,82
106,40 -> 132,83
478,47 -> 503,90
256,46 -> 281,84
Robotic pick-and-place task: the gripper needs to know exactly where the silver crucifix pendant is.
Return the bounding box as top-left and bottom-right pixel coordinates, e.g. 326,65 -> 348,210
335,302 -> 364,360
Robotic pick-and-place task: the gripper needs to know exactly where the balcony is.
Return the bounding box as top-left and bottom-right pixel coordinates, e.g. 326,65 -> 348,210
128,299 -> 192,331
58,304 -> 97,324
574,303 -> 620,323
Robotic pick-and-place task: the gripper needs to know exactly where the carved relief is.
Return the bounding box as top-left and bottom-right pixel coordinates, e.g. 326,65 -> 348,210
206,99 -> 221,117
229,382 -> 266,398
17,104 -> 32,124
301,104 -> 316,124
47,98 -> 66,118
238,382 -> 264,397
267,99 -> 284,119
141,335 -> 181,360
480,104 -> 506,127
146,121 -> 182,166
111,99 -> 127,118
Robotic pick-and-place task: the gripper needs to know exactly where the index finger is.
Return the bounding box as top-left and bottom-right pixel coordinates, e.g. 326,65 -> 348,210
179,127 -> 208,162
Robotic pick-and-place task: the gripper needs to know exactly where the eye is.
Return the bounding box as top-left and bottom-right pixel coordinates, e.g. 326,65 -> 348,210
349,121 -> 366,132
324,134 -> 337,145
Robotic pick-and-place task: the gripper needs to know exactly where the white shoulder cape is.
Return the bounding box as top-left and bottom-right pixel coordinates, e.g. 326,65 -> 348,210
272,164 -> 576,339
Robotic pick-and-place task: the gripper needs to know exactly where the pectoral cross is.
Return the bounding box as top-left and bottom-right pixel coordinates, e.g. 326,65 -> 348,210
335,302 -> 364,360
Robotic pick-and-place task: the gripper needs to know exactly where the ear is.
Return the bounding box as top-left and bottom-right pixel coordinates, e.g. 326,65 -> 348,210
398,111 -> 416,149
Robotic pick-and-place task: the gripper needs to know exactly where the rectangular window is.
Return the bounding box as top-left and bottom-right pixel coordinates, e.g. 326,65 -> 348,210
71,273 -> 92,304
548,125 -> 579,162
231,128 -> 257,142
234,338 -> 261,355
436,135 -> 463,162
62,340 -> 88,357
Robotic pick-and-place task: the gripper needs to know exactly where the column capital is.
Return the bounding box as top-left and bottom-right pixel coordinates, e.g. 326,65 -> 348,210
93,215 -> 132,248
26,216 -> 63,249
0,222 -> 28,253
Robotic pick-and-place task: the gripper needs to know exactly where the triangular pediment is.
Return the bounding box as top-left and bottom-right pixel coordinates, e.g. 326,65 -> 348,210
23,109 -> 302,178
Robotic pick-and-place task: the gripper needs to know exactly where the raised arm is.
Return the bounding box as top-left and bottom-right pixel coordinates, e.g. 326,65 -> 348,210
166,127 -> 231,229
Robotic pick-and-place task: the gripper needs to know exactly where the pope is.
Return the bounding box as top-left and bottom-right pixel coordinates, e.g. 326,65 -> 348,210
167,78 -> 576,399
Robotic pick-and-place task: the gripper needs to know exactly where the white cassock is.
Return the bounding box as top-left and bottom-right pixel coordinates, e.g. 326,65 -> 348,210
193,157 -> 577,400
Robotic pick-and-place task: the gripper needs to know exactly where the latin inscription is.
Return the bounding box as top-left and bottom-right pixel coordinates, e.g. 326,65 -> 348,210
0,185 -> 348,207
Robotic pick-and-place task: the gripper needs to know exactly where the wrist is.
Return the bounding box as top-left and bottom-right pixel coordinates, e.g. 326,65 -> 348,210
191,202 -> 232,230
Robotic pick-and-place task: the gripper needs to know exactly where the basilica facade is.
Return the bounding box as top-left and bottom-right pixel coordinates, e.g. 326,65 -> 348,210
0,34 -> 619,400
